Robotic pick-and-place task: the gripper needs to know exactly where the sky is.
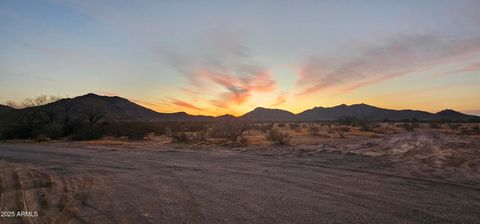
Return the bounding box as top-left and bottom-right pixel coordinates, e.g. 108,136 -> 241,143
1,0 -> 479,116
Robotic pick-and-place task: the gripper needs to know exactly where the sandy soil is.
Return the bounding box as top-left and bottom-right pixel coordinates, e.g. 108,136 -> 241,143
1,130 -> 480,223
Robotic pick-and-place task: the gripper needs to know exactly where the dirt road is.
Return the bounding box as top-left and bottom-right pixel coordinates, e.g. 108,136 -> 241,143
0,136 -> 479,223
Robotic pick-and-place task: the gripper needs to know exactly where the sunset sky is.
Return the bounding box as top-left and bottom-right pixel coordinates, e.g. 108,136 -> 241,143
1,0 -> 479,116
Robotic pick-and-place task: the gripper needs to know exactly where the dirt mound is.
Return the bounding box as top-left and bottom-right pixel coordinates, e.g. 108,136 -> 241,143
345,131 -> 480,181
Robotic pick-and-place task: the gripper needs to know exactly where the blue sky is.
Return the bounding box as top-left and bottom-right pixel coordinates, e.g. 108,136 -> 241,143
1,0 -> 479,115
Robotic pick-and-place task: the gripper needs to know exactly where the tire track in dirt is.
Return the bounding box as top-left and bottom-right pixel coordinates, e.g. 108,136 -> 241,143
0,164 -> 96,224
220,154 -> 480,191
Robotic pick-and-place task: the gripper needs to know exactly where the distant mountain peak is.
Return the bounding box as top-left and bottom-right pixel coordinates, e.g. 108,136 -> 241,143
436,109 -> 457,114
252,106 -> 279,111
242,107 -> 295,121
83,93 -> 99,97
4,93 -> 478,122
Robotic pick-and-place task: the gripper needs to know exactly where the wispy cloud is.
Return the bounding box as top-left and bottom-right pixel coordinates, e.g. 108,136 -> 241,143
270,91 -> 288,107
297,35 -> 480,96
444,61 -> 480,74
168,98 -> 204,111
199,67 -> 276,107
58,0 -> 165,41
463,109 -> 480,116
130,99 -> 161,108
162,28 -> 277,109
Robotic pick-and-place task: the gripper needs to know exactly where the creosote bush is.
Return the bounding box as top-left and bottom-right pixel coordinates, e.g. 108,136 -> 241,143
250,122 -> 274,133
266,129 -> 291,145
210,118 -> 248,143
449,123 -> 460,131
170,131 -> 190,143
429,122 -> 441,129
308,126 -> 320,136
402,122 -> 419,132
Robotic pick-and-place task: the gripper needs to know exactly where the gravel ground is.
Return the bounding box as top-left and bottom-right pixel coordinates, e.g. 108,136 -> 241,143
0,134 -> 479,223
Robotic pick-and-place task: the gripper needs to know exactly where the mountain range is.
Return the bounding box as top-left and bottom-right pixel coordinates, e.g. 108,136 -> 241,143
1,93 -> 478,122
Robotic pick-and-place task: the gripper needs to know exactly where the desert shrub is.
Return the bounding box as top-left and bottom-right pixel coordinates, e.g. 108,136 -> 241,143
359,120 -> 380,132
104,122 -> 156,140
33,124 -> 63,140
263,122 -> 274,132
69,126 -> 105,140
459,127 -> 468,135
402,122 -> 418,132
289,123 -> 300,130
360,122 -> 372,131
170,130 -> 208,143
34,134 -> 50,142
338,126 -> 351,132
238,134 -> 249,145
125,129 -> 149,140
175,122 -> 208,132
337,116 -> 360,126
288,123 -> 301,133
473,125 -> 480,135
448,123 -> 460,131
250,122 -> 273,133
308,126 -> 320,136
266,129 -> 291,145
210,118 -> 248,143
192,131 -> 207,142
338,117 -> 378,131
324,122 -> 334,130
277,123 -> 285,128
2,123 -> 34,139
170,131 -> 190,143
429,122 -> 441,129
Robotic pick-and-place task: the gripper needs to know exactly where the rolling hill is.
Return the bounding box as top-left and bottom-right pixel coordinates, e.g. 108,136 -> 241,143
242,107 -> 296,121
11,94 -> 213,122
2,93 -> 478,122
241,104 -> 478,121
0,104 -> 14,112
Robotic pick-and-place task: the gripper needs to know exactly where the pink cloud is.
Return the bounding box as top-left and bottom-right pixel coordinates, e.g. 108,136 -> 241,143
161,28 -> 277,110
131,99 -> 161,108
270,92 -> 288,107
197,68 -> 276,108
169,98 -> 204,111
444,61 -> 480,75
297,35 -> 480,96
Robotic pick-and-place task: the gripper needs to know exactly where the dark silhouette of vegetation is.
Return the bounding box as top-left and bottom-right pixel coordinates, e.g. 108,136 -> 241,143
6,95 -> 61,109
